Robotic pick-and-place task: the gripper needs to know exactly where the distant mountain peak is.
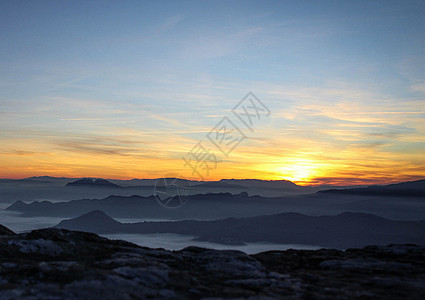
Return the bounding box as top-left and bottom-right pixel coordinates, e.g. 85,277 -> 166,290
218,179 -> 299,189
64,210 -> 117,223
55,210 -> 121,233
80,209 -> 111,218
66,178 -> 122,188
6,200 -> 27,211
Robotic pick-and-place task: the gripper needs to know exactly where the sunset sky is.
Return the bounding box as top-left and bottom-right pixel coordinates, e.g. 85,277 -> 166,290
1,0 -> 424,185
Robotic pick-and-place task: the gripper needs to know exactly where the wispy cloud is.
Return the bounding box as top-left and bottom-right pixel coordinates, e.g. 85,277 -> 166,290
1,1 -> 424,183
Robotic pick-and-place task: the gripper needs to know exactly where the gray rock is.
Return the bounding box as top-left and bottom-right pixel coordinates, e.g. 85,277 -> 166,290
0,224 -> 424,299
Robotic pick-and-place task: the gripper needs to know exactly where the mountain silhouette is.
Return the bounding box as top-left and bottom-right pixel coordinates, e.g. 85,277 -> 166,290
66,178 -> 122,189
320,179 -> 425,197
56,210 -> 121,233
55,210 -> 425,249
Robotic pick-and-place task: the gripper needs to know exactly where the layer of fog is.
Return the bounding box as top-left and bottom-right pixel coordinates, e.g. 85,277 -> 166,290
0,207 -> 319,254
102,233 -> 320,254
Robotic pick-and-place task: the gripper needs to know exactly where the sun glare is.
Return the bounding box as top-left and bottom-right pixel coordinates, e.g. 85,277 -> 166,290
275,159 -> 318,185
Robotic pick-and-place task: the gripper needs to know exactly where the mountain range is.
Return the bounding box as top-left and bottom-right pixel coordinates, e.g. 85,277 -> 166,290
6,178 -> 425,220
320,179 -> 425,197
55,210 -> 425,249
0,176 -> 372,203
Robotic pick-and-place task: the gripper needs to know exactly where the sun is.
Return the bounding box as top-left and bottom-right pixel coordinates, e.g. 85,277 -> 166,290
274,159 -> 318,184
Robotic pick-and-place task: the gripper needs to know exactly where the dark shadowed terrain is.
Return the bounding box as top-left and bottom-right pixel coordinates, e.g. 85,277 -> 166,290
0,224 -> 424,299
55,210 -> 425,249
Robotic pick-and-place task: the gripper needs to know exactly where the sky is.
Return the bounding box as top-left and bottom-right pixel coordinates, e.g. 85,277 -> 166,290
0,0 -> 424,185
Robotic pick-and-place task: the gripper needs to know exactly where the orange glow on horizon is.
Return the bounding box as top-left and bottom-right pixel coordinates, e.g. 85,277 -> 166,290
1,118 -> 425,187
1,152 -> 423,187
1,1 -> 425,189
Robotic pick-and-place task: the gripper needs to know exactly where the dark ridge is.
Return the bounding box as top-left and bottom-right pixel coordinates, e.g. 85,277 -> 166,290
5,200 -> 27,211
54,210 -> 425,249
0,224 -> 15,236
0,225 -> 424,299
318,179 -> 425,197
219,178 -> 299,188
55,210 -> 122,233
66,178 -> 122,189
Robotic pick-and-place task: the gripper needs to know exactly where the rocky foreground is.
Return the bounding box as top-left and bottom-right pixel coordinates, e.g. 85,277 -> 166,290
0,225 -> 424,299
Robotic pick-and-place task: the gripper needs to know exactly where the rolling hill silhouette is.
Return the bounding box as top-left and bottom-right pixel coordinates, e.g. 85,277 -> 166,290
66,178 -> 122,189
320,179 -> 425,197
55,210 -> 425,249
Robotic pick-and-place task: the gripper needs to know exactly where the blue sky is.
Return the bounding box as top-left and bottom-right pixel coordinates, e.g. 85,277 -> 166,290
0,0 -> 424,184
